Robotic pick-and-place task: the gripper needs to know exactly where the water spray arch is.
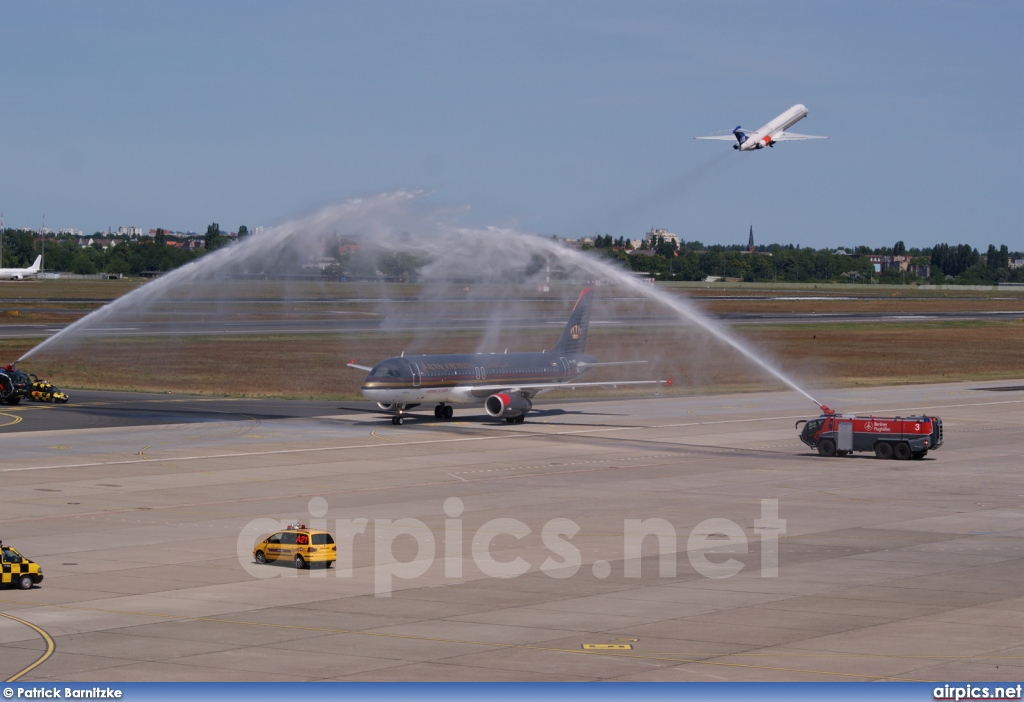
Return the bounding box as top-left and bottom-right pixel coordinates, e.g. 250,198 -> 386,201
17,192 -> 821,410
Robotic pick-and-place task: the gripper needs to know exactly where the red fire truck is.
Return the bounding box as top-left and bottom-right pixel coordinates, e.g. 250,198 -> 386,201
797,406 -> 943,460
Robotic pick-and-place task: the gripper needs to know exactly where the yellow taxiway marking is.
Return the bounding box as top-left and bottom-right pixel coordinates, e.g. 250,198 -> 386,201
0,611 -> 55,682
0,412 -> 23,428
583,643 -> 633,650
0,598 -> 934,682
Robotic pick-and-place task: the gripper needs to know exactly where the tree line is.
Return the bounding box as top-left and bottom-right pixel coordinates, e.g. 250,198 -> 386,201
1,226 -> 1021,285
589,237 -> 1023,285
0,223 -> 246,276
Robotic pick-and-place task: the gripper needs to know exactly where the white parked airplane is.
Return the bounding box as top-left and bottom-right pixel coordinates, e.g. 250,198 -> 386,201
0,255 -> 43,280
695,104 -> 828,151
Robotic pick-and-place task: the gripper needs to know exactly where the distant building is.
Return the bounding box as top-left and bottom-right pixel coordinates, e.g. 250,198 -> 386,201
1010,258 -> 1024,270
77,237 -> 116,249
867,254 -> 930,278
741,226 -> 772,256
117,226 -> 143,238
645,228 -> 678,246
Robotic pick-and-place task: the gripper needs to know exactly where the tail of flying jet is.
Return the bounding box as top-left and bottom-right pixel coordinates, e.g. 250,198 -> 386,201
732,127 -> 748,148
551,288 -> 593,357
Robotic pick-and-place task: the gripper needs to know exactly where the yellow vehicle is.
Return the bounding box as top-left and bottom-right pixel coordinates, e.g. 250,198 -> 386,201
253,524 -> 336,569
29,376 -> 69,403
1,541 -> 44,589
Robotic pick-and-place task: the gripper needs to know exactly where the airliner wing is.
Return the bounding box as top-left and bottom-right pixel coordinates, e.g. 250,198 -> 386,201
465,379 -> 671,398
773,131 -> 828,141
694,128 -> 751,141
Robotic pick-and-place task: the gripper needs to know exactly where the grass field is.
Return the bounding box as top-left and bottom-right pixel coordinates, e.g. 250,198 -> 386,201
2,280 -> 1022,399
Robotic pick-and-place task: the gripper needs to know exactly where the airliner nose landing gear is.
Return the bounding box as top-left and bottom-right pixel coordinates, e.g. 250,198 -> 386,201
391,415 -> 404,425
433,404 -> 454,420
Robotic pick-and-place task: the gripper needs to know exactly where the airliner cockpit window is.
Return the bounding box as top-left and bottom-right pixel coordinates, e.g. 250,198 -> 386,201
371,361 -> 405,378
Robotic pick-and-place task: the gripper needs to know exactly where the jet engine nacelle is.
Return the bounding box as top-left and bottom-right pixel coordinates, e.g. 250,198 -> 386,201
377,402 -> 419,411
484,393 -> 532,419
11,274 -> 23,280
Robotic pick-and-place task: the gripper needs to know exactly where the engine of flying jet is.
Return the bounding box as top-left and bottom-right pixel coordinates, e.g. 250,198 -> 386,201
734,136 -> 775,150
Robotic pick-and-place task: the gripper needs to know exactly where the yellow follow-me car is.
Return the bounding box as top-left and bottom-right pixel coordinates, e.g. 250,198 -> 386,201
253,524 -> 336,569
1,540 -> 44,589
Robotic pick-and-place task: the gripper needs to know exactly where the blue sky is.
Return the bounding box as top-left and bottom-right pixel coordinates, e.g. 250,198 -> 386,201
1,1 -> 1020,249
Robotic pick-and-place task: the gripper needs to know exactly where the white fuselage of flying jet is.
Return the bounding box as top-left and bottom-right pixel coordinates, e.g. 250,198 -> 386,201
739,104 -> 808,150
694,103 -> 828,151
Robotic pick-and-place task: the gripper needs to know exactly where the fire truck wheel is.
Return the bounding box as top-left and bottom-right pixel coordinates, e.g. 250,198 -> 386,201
817,439 -> 836,457
874,442 -> 894,460
893,442 -> 912,460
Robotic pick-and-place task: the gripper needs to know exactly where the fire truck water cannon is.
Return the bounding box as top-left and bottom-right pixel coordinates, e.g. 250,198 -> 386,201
796,408 -> 943,460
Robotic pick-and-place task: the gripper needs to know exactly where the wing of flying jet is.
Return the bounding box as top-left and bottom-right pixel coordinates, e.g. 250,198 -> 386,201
694,128 -> 751,141
772,131 -> 828,141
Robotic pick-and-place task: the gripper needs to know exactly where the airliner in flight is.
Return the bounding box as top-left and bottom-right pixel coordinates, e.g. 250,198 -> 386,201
0,255 -> 43,280
348,288 -> 668,425
695,104 -> 828,151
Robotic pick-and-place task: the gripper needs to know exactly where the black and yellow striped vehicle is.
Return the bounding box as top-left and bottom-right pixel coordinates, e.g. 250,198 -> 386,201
29,377 -> 69,403
1,542 -> 44,589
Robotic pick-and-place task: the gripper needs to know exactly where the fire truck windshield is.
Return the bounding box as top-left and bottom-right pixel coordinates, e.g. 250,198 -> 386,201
802,418 -> 823,442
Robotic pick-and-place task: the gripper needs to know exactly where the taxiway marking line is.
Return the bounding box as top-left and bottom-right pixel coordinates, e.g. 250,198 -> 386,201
2,398 -> 1021,476
0,598 -> 929,682
0,611 -> 55,682
0,412 -> 22,428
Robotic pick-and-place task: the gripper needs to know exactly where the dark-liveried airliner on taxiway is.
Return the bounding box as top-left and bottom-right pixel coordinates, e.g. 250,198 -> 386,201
348,288 -> 668,425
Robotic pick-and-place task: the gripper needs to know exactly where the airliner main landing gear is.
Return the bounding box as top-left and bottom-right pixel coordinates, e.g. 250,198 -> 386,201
434,404 -> 454,420
391,415 -> 404,425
